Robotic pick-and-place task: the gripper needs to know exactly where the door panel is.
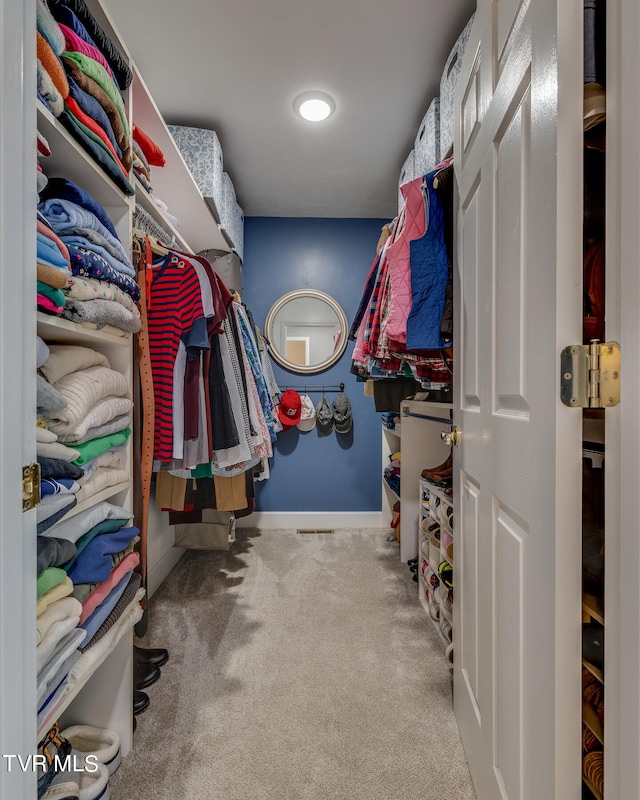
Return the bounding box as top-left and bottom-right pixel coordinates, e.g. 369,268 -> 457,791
461,189 -> 480,405
460,474 -> 481,714
495,87 -> 530,410
494,504 -> 527,800
497,0 -> 530,69
453,2 -> 584,798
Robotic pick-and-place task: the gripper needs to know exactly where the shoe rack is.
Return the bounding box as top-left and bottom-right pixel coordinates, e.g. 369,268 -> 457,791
417,477 -> 454,666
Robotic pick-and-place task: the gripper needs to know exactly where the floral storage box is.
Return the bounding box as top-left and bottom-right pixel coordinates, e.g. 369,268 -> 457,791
167,125 -> 225,220
439,13 -> 475,159
398,149 -> 415,213
413,97 -> 440,179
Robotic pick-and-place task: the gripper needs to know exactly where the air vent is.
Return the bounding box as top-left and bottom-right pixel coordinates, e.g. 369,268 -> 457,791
296,529 -> 335,535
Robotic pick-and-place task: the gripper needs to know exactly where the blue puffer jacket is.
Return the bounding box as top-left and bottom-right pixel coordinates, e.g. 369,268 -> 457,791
405,169 -> 449,351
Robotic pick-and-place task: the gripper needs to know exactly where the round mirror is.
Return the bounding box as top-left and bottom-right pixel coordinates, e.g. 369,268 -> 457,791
265,289 -> 349,374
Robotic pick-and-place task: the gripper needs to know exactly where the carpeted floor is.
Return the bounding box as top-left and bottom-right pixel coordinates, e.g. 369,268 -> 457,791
110,528 -> 476,800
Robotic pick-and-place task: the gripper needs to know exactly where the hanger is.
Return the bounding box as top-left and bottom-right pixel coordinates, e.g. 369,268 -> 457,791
132,228 -> 170,257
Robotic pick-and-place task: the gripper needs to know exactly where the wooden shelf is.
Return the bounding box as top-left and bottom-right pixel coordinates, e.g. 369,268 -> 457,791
63,482 -> 131,522
37,313 -> 132,347
583,702 -> 604,744
582,773 -> 603,800
583,658 -> 604,684
382,424 -> 401,438
583,592 -> 604,625
383,479 -> 400,502
37,606 -> 138,740
134,177 -> 191,253
37,104 -> 132,211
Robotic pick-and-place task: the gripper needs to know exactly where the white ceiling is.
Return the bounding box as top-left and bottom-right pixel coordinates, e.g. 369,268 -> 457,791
103,0 -> 476,219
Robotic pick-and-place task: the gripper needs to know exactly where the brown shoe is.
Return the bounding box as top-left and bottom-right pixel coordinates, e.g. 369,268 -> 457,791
421,452 -> 452,480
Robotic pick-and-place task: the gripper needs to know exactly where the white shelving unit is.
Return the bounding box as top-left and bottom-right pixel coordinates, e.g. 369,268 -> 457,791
30,0 -> 237,769
36,106 -> 137,756
393,400 -> 452,563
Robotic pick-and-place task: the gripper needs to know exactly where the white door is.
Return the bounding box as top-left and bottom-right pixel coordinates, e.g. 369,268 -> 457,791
0,0 -> 37,796
603,1 -> 640,797
453,2 -> 585,798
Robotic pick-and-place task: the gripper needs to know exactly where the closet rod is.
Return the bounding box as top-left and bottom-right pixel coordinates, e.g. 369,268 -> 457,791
401,409 -> 453,426
133,203 -> 177,247
283,383 -> 345,392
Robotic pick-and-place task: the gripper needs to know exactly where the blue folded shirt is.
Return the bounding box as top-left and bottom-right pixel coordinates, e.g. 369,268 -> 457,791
66,525 -> 139,584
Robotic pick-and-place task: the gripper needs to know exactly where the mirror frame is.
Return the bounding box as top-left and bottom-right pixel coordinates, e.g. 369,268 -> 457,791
264,289 -> 349,374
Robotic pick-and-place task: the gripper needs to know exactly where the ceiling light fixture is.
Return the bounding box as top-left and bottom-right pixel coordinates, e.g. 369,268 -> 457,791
293,91 -> 336,122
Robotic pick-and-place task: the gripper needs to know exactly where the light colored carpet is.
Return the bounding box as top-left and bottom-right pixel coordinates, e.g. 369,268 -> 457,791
110,528 -> 476,800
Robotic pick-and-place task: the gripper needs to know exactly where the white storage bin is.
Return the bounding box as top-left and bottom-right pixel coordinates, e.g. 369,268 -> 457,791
167,125 -> 225,219
398,149 -> 415,213
413,97 -> 440,178
439,13 -> 475,159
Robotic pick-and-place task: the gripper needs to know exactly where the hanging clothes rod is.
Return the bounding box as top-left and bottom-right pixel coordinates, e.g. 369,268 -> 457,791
133,203 -> 177,248
401,408 -> 453,426
283,383 -> 345,392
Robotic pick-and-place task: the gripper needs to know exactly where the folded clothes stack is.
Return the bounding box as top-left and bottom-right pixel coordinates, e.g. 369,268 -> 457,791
36,499 -> 141,730
38,180 -> 141,333
37,0 -> 134,195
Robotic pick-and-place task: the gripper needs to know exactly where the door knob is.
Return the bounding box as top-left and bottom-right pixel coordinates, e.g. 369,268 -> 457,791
441,426 -> 461,447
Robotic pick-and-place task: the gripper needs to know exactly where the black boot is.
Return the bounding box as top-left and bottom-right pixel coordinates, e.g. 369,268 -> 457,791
134,645 -> 169,668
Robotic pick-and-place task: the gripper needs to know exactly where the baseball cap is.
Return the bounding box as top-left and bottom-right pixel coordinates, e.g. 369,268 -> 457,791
297,394 -> 316,432
332,392 -> 352,434
277,389 -> 302,430
315,394 -> 333,434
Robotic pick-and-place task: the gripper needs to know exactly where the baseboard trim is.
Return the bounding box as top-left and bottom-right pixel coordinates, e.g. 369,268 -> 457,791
147,546 -> 185,599
235,511 -> 384,530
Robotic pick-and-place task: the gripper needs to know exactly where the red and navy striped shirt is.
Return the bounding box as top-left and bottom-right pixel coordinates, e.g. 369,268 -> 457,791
147,252 -> 208,462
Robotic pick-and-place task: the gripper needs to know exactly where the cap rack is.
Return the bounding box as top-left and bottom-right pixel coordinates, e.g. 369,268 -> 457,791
282,383 -> 345,393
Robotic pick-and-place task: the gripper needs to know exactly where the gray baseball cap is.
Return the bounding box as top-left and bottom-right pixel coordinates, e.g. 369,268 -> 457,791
332,392 -> 352,434
315,395 -> 333,434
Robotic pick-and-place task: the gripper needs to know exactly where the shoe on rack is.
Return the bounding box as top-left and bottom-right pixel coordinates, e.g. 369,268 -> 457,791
42,780 -> 79,800
134,645 -> 169,668
60,726 -> 121,777
407,557 -> 419,567
421,452 -> 452,480
47,759 -> 110,800
133,659 -> 161,691
133,690 -> 150,716
412,573 -> 419,583
38,723 -> 72,799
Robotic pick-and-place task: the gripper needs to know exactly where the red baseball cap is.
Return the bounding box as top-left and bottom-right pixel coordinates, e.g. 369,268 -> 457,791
277,389 -> 302,430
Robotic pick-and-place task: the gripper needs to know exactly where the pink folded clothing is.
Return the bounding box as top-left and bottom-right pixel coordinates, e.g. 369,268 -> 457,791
79,551 -> 139,624
37,220 -> 71,267
37,294 -> 64,314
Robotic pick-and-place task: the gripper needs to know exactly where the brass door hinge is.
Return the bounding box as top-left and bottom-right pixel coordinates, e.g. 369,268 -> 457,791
22,463 -> 41,512
561,341 -> 620,408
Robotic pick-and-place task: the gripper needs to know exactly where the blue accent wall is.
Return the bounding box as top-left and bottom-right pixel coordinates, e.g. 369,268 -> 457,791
243,217 -> 385,512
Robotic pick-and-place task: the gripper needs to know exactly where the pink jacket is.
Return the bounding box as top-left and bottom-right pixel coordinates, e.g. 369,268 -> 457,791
384,177 -> 427,344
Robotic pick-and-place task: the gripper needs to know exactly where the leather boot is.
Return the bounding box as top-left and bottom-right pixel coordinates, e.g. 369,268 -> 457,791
133,659 -> 161,691
134,645 -> 169,668
133,690 -> 149,716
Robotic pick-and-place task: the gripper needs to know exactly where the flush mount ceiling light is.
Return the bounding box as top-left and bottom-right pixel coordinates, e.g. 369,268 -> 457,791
293,91 -> 336,122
